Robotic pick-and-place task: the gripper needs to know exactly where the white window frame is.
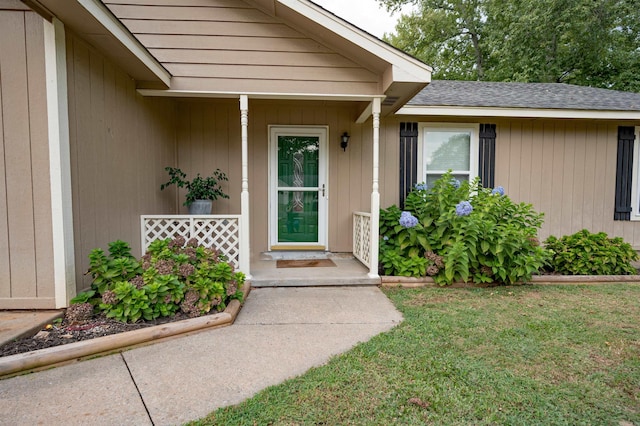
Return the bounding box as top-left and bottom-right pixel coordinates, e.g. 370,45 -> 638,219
417,123 -> 480,184
629,126 -> 640,221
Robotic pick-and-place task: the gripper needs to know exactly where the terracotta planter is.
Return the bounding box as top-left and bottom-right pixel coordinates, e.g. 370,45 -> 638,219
188,199 -> 212,215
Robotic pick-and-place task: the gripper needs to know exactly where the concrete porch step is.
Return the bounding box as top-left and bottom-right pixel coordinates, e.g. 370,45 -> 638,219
250,256 -> 380,287
259,251 -> 353,261
249,276 -> 381,287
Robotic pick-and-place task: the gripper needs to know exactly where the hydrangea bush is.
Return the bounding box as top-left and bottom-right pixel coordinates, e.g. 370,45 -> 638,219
71,238 -> 245,323
380,172 -> 548,285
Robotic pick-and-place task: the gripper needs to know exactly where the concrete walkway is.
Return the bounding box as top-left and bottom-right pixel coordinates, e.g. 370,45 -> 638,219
0,287 -> 402,425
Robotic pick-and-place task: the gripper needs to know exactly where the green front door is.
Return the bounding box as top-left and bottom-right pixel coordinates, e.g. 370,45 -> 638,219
270,127 -> 328,249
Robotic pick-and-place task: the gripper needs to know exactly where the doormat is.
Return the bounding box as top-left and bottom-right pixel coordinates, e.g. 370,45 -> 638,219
276,259 -> 337,268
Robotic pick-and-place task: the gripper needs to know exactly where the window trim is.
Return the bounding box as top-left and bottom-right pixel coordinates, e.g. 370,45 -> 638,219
629,126 -> 640,221
417,123 -> 480,184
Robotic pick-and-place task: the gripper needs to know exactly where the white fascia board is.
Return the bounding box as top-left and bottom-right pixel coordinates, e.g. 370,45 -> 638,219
278,0 -> 431,83
396,105 -> 640,120
390,64 -> 433,83
76,0 -> 170,87
137,89 -> 381,102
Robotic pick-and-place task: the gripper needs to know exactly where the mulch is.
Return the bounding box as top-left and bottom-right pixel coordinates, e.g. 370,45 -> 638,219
0,312 -> 197,358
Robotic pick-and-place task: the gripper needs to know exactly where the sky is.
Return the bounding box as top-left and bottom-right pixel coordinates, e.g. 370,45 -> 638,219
311,0 -> 413,38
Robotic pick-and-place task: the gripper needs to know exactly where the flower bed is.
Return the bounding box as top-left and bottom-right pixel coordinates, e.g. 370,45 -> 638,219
379,173 -> 638,285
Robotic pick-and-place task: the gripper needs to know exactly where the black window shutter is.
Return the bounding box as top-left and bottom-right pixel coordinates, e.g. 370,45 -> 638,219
479,124 -> 496,188
399,122 -> 418,208
614,126 -> 636,221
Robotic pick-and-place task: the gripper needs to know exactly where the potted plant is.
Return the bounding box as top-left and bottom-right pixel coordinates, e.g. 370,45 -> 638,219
160,166 -> 229,214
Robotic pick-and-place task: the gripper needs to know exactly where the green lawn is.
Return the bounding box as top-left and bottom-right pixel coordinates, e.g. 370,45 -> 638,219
191,284 -> 640,425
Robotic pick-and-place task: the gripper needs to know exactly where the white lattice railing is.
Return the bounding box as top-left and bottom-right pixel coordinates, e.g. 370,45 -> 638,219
141,215 -> 242,270
353,212 -> 372,267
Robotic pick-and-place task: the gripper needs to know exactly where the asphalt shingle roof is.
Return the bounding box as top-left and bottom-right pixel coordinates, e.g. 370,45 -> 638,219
408,80 -> 640,111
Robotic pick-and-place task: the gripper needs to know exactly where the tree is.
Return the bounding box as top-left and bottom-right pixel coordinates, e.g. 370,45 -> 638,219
380,0 -> 640,91
382,0 -> 488,80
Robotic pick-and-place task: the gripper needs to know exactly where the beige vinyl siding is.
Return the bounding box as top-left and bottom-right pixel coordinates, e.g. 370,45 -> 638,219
494,119 -> 626,243
66,32 -> 177,291
0,0 -> 29,10
175,99 -> 373,255
0,9 -> 55,309
380,117 -> 640,248
103,0 -> 380,95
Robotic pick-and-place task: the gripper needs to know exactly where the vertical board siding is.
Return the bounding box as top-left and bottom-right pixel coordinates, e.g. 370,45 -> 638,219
66,32 -> 176,291
493,119 -> 640,244
0,10 -> 55,308
102,0 -> 380,95
174,99 -> 239,216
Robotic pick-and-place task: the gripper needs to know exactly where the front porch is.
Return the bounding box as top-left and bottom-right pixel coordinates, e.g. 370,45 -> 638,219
141,213 -> 378,286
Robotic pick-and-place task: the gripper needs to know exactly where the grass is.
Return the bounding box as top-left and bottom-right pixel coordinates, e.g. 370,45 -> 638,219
190,284 -> 640,425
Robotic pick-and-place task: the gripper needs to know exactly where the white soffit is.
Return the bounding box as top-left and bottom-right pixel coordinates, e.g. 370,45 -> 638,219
396,105 -> 640,120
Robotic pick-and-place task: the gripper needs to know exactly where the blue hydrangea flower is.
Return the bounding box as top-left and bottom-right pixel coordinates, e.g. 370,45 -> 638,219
399,211 -> 419,228
491,186 -> 505,196
414,182 -> 428,191
455,201 -> 473,217
451,178 -> 461,189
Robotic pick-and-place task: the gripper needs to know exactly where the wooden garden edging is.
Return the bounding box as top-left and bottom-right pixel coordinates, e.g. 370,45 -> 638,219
0,283 -> 251,379
381,275 -> 640,288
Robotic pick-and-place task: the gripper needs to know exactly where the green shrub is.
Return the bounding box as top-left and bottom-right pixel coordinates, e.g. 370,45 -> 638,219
71,237 -> 244,323
544,230 -> 638,275
379,172 -> 548,285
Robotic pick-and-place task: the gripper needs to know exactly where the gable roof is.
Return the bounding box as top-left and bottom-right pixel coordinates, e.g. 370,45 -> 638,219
29,0 -> 431,114
399,80 -> 640,120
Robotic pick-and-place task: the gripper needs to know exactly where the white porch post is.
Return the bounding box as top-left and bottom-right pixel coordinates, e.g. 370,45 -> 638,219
45,18 -> 76,307
369,98 -> 381,278
239,95 -> 251,278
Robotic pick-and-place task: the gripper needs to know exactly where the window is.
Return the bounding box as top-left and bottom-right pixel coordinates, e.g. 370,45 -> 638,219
418,123 -> 479,186
624,126 -> 640,221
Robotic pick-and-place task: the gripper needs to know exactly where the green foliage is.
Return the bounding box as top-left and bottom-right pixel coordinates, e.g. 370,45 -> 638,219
379,172 -> 548,285
382,0 -> 487,80
85,240 -> 141,295
160,166 -> 229,206
74,237 -> 245,323
545,229 -> 639,275
100,281 -> 151,323
380,249 -> 428,277
380,0 -> 640,92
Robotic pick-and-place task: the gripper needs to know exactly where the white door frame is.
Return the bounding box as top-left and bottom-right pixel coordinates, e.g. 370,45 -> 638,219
268,125 -> 329,250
